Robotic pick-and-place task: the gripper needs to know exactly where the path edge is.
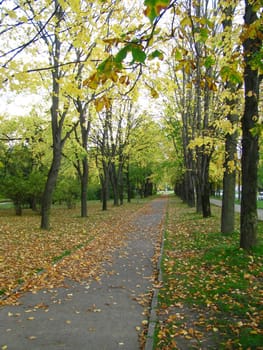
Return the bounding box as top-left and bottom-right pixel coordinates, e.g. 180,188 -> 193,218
144,211 -> 166,350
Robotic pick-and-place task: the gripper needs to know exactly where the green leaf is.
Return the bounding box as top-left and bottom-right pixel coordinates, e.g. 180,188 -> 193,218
97,56 -> 112,73
220,66 -> 242,85
173,48 -> 182,61
115,46 -> 130,63
197,28 -> 209,43
148,49 -> 164,60
144,0 -> 170,22
204,56 -> 215,69
131,46 -> 147,63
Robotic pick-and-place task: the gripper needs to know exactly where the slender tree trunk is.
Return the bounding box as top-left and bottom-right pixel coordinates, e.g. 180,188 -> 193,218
80,156 -> 88,217
100,161 -> 109,211
40,2 -> 64,229
200,64 -> 212,218
79,108 -> 90,218
41,149 -> 62,229
126,161 -> 132,203
15,201 -> 22,216
221,131 -> 237,233
240,0 -> 261,249
110,163 -> 119,206
201,154 -> 211,217
220,2 -> 239,234
194,32 -> 203,214
119,166 -> 124,205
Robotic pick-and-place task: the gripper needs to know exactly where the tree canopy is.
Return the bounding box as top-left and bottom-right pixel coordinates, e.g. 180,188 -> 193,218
0,0 -> 262,249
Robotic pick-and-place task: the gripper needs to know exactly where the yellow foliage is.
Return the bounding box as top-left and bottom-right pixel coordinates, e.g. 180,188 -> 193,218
150,87 -> 159,98
94,96 -> 111,112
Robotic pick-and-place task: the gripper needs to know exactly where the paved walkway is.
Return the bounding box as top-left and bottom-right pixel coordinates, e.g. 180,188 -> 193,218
210,198 -> 263,221
0,198 -> 167,350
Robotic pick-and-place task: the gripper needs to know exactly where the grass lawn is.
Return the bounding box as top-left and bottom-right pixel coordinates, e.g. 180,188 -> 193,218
154,197 -> 263,349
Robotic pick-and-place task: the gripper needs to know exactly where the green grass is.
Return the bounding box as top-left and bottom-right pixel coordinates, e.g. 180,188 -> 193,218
52,249 -> 72,264
154,198 -> 263,349
0,201 -> 14,209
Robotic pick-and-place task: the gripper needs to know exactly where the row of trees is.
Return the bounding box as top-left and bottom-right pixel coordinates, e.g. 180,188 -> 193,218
0,0 -> 165,227
0,107 -> 167,214
0,0 -> 262,250
145,0 -> 262,249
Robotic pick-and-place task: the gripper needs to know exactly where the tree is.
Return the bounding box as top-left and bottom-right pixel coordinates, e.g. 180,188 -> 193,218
240,0 -> 262,249
0,145 -> 31,215
38,1 -> 73,229
219,0 -> 242,234
0,114 -> 48,214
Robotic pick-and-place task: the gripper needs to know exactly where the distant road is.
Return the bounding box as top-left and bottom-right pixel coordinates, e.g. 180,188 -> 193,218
210,199 -> 263,221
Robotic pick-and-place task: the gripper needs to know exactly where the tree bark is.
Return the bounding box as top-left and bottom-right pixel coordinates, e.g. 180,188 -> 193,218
41,136 -> 63,229
201,153 -> 211,217
110,162 -> 120,206
80,156 -> 88,217
240,0 -> 261,249
41,20 -> 62,229
220,2 -> 239,234
40,2 -> 69,229
126,160 -> 132,203
221,131 -> 237,233
100,161 -> 109,211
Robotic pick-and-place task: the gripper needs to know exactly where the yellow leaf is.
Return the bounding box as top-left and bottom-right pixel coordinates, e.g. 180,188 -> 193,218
119,75 -> 130,85
150,88 -> 159,98
181,16 -> 192,27
94,98 -> 105,113
83,73 -> 99,89
110,71 -> 118,83
94,96 -> 111,112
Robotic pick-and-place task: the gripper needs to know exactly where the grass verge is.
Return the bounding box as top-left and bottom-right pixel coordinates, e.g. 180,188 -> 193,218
154,197 -> 263,350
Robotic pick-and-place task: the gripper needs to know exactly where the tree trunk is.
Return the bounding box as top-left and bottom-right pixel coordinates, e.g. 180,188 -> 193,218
40,1 -> 65,230
80,156 -> 88,217
221,132 -> 237,234
195,174 -> 203,214
41,149 -> 61,229
220,2 -> 239,235
110,163 -> 119,206
101,176 -> 108,211
240,0 -> 261,249
100,161 -> 109,211
15,202 -> 22,216
126,162 -> 132,203
201,154 -> 211,218
119,167 -> 124,205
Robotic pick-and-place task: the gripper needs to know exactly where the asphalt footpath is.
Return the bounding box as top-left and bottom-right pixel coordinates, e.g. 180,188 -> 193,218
0,198 -> 167,350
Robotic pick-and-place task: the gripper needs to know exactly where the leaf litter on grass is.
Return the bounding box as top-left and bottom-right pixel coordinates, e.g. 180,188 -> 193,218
154,197 -> 263,350
0,201 -> 149,305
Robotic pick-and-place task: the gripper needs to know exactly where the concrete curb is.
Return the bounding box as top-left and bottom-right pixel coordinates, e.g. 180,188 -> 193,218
144,225 -> 165,350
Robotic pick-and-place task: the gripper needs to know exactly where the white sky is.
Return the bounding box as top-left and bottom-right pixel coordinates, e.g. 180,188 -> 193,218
0,92 -> 43,116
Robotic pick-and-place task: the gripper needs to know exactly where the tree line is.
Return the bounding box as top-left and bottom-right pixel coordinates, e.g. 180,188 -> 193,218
0,0 -> 262,250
